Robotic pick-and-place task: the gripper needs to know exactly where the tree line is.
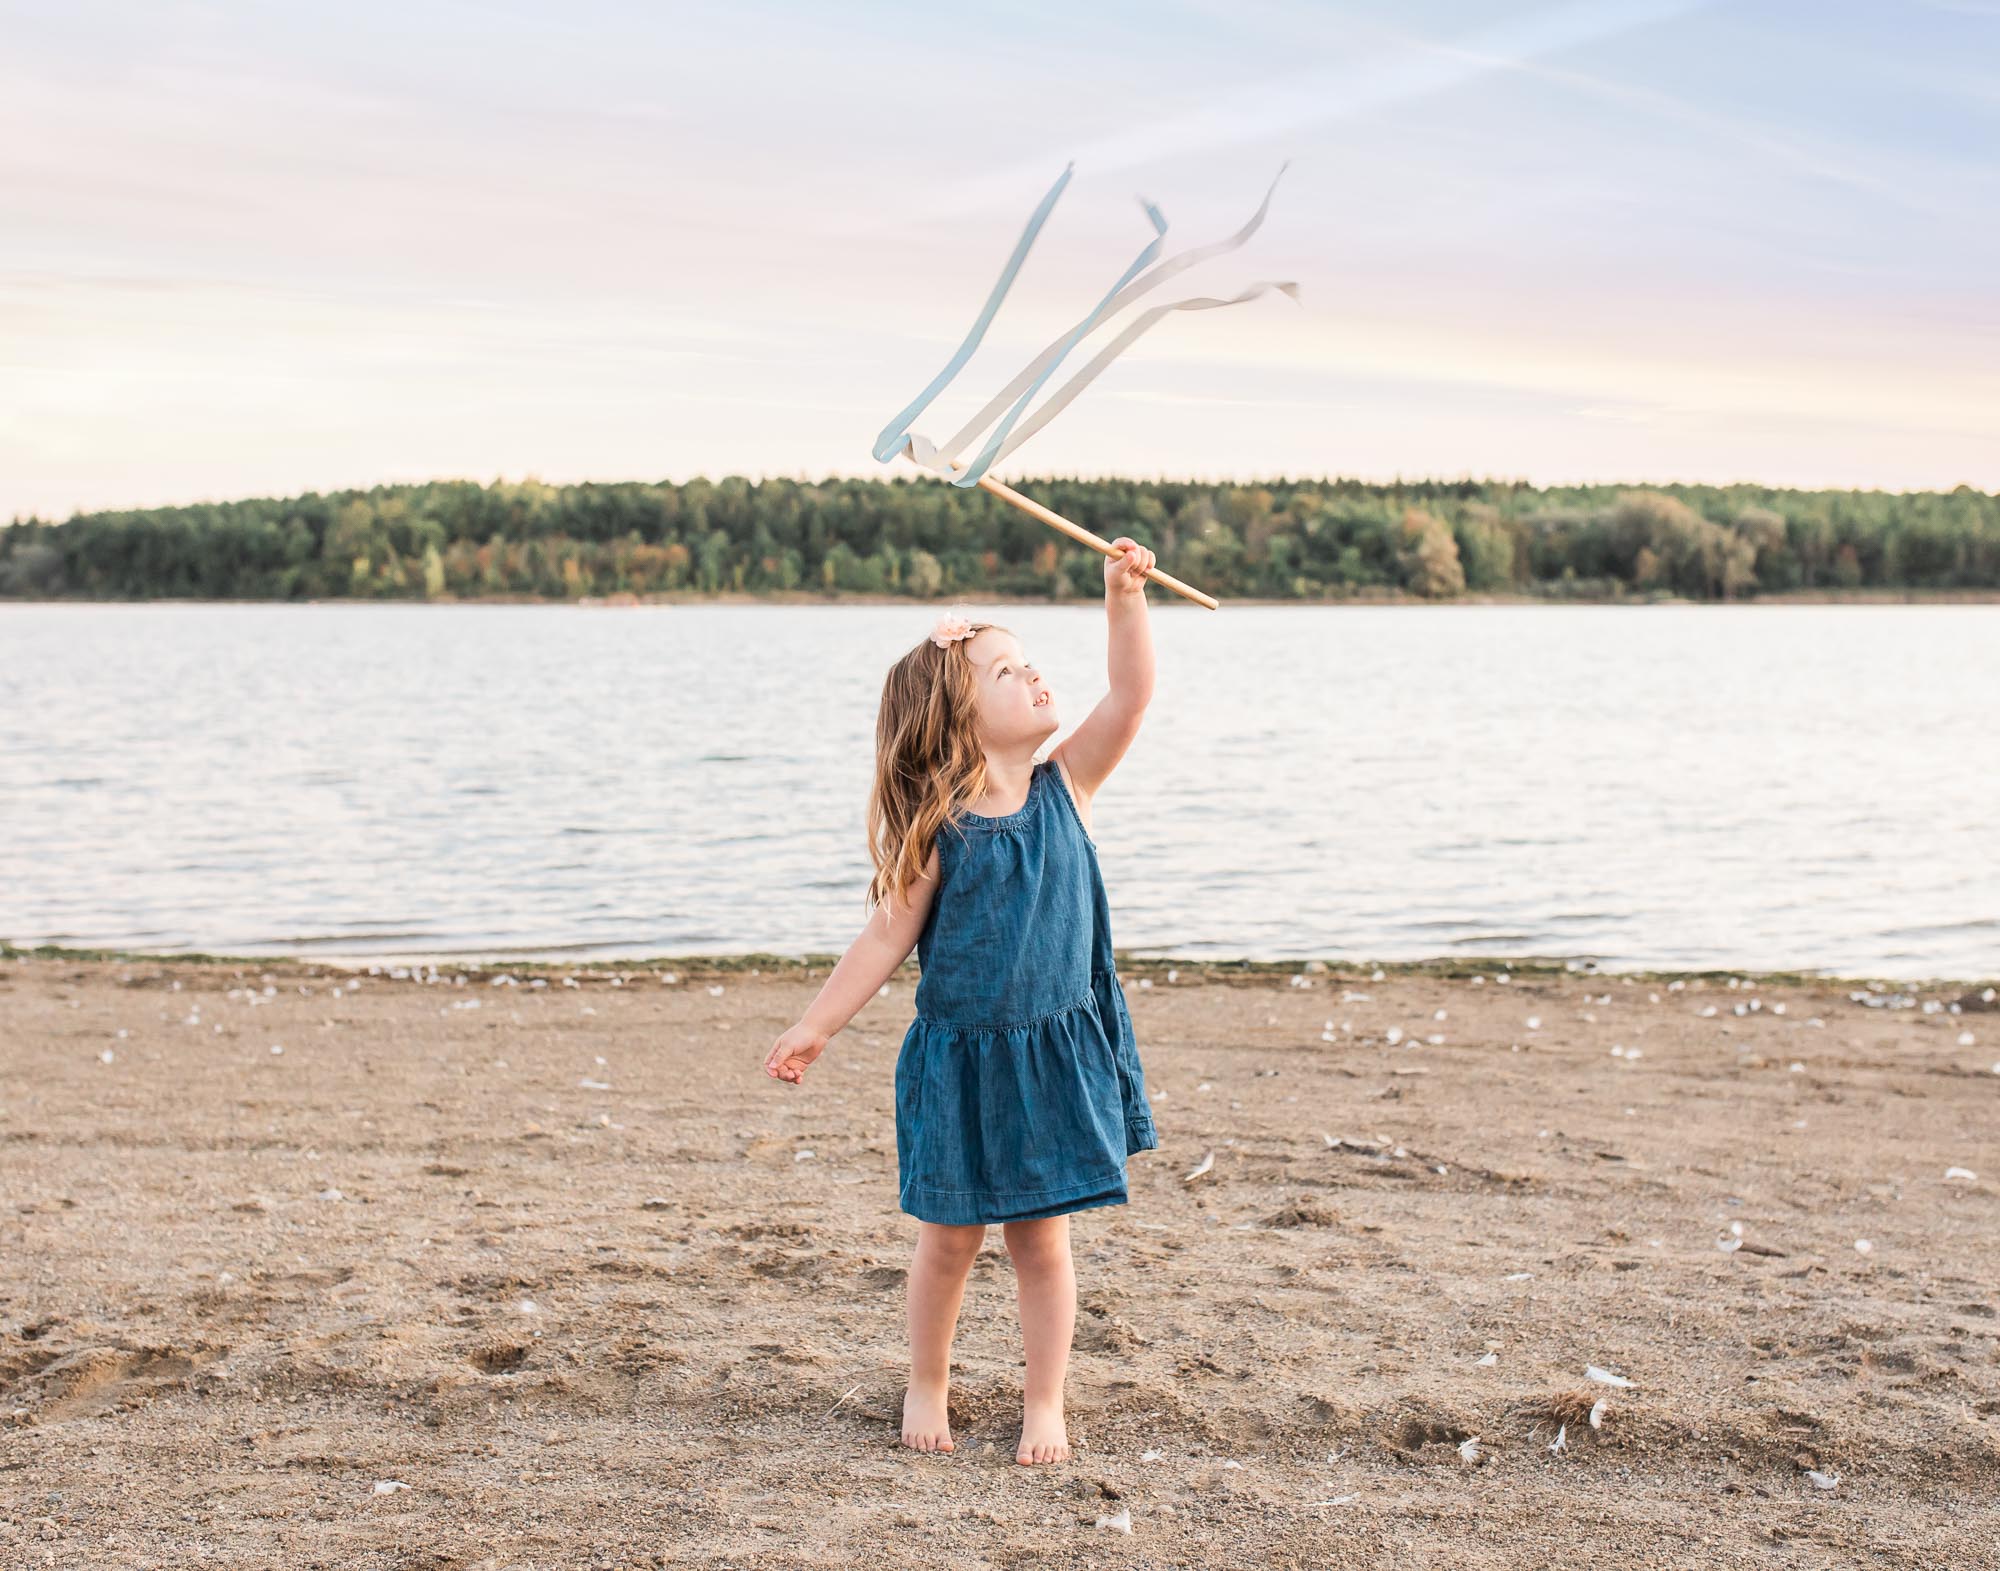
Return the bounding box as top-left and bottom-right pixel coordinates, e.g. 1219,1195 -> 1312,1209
2,474 -> 1995,602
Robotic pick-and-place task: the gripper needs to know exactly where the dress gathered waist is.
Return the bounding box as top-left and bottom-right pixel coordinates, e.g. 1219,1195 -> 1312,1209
913,965 -> 1117,1033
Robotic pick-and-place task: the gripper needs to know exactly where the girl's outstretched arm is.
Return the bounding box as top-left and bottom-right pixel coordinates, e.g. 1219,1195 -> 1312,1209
1052,536 -> 1156,800
763,844 -> 941,1085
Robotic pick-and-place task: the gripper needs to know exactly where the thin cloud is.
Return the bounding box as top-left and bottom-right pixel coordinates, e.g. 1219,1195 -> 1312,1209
1375,26 -> 1982,227
921,0 -> 1722,218
1102,388 -> 1362,413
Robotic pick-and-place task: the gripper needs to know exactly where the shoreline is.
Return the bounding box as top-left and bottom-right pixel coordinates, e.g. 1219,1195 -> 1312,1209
4,942 -> 1992,993
6,587 -> 2000,609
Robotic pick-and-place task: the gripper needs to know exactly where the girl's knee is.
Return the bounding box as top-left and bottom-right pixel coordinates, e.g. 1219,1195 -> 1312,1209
920,1221 -> 987,1263
1001,1216 -> 1071,1268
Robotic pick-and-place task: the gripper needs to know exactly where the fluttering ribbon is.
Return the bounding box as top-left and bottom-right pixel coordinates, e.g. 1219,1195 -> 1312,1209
874,161 -> 1297,489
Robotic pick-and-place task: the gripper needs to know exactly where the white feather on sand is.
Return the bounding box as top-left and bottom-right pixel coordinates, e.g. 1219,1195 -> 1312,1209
822,1382 -> 863,1417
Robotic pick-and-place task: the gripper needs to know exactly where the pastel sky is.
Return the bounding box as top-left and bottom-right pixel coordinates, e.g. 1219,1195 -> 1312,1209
4,0 -> 1997,522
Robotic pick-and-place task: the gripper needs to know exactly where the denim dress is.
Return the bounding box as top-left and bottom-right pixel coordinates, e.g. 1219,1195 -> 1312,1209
894,757 -> 1159,1225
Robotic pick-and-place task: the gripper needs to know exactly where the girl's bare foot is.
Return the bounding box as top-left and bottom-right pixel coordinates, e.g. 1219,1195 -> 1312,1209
901,1381 -> 954,1453
1016,1399 -> 1070,1464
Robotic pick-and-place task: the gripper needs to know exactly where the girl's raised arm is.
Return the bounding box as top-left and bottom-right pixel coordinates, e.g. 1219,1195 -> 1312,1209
763,844 -> 941,1085
1052,537 -> 1157,800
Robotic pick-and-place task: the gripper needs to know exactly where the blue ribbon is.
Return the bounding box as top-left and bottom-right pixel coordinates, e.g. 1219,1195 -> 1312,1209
870,162 -> 1075,470
943,199 -> 1168,488
878,162 -> 1293,489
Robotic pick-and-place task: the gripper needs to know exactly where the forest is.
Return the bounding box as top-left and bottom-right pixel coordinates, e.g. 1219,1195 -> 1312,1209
2,474 -> 1995,601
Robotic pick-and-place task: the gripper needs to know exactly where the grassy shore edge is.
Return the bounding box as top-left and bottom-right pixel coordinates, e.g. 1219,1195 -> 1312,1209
4,941 -> 1988,993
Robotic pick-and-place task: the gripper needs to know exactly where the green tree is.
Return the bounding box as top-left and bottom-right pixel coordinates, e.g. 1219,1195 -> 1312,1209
1398,507 -> 1465,597
1454,503 -> 1516,591
906,548 -> 944,599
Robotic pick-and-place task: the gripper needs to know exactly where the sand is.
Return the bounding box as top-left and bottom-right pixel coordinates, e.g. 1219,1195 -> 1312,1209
3,950 -> 1997,1568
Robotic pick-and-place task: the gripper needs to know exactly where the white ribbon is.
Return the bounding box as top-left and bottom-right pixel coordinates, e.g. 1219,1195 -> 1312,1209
876,162 -> 1298,487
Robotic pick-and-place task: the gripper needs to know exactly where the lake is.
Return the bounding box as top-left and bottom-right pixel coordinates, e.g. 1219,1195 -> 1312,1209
2,601 -> 1994,981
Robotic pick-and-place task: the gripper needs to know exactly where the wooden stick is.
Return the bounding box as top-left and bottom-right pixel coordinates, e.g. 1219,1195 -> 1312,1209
900,449 -> 1220,611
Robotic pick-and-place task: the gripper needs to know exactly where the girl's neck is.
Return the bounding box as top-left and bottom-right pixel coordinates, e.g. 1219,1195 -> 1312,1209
974,754 -> 1037,815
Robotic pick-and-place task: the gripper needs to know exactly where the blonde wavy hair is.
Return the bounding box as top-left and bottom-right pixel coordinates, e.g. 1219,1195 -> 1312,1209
866,616 -> 1021,920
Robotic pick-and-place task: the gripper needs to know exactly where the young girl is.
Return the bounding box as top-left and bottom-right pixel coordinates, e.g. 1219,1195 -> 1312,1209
763,537 -> 1162,1466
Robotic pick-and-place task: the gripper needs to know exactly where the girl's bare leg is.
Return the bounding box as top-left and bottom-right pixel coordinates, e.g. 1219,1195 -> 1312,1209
1001,1214 -> 1075,1464
902,1221 -> 985,1452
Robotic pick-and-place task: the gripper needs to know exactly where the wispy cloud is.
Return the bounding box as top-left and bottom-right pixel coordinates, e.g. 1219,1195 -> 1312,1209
1102,387 -> 1362,414
1365,21 -> 1982,227
923,0 -> 1722,216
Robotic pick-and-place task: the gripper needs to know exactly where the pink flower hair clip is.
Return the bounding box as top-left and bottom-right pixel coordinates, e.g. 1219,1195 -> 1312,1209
929,603 -> 978,650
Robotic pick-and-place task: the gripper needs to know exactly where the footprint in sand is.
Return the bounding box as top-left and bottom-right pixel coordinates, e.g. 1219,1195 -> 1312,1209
28,1343 -> 226,1421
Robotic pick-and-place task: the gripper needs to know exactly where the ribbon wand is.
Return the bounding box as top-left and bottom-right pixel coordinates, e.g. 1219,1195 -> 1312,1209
873,161 -> 1297,617
896,444 -> 1220,610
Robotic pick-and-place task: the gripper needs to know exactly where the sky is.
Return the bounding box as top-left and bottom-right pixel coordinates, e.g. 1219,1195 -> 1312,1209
3,0 -> 1997,522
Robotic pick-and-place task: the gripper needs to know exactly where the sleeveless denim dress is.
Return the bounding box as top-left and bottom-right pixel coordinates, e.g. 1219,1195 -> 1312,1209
894,757 -> 1159,1225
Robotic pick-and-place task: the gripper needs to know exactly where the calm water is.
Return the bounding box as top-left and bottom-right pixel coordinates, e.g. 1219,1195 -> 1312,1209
2,602 -> 1995,981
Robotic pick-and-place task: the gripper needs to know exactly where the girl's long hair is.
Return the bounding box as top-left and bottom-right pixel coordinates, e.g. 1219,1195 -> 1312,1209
866,619 -> 1014,920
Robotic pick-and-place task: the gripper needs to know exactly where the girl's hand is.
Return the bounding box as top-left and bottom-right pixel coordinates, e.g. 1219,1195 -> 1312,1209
1104,537 -> 1155,598
764,1022 -> 829,1085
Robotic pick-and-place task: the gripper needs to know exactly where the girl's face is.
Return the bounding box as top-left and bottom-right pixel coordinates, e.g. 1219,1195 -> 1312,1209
964,627 -> 1056,751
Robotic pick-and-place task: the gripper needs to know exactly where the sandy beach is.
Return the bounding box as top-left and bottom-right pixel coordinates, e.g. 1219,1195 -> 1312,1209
4,950 -> 1997,1568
